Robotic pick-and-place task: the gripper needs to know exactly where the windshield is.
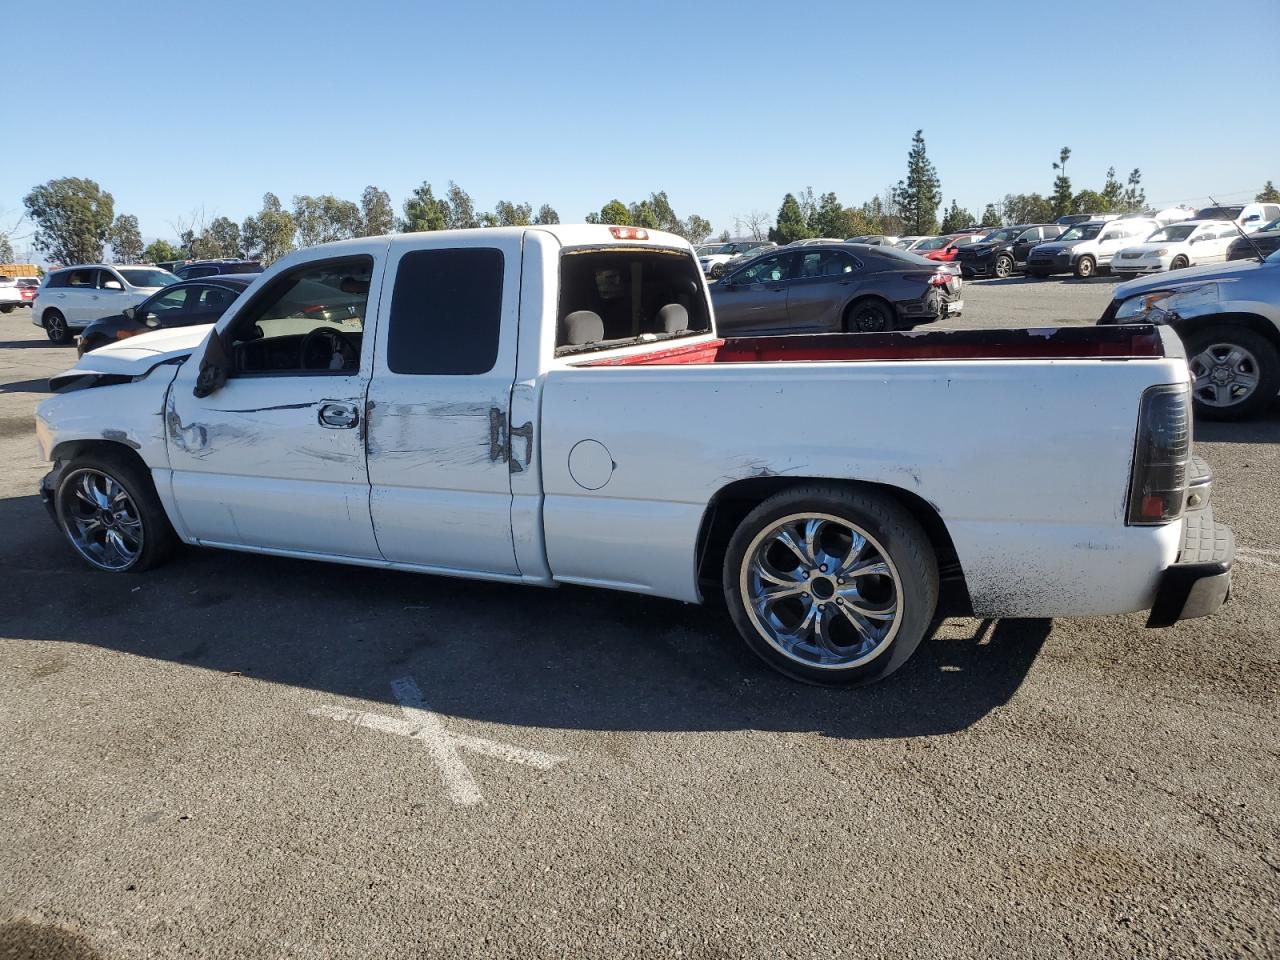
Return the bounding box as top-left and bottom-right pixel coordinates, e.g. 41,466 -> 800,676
982,228 -> 1020,243
556,247 -> 711,356
1195,206 -> 1243,221
915,236 -> 949,251
1149,225 -> 1196,243
1059,224 -> 1103,242
1267,248 -> 1280,263
119,268 -> 179,288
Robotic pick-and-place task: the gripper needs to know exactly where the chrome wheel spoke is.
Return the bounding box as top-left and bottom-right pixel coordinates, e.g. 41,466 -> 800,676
59,469 -> 144,571
843,558 -> 890,579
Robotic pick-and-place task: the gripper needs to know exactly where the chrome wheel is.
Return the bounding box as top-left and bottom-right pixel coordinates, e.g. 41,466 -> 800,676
995,255 -> 1013,278
45,312 -> 67,342
1190,343 -> 1260,408
58,469 -> 145,571
740,512 -> 902,670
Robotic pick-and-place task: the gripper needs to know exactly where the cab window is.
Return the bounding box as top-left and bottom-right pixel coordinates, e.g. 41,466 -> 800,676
735,254 -> 791,284
227,256 -> 372,375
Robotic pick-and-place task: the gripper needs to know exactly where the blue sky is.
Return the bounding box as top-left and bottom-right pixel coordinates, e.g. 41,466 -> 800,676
3,0 -> 1277,252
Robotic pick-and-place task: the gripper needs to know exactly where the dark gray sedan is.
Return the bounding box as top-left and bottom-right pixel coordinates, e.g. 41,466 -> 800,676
710,243 -> 962,335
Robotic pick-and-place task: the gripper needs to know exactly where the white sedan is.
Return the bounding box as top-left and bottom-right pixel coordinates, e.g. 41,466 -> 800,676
1111,220 -> 1238,276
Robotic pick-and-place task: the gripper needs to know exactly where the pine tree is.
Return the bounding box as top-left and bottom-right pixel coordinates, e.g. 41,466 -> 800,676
939,200 -> 974,234
1256,181 -> 1280,203
892,131 -> 942,234
1100,167 -> 1124,212
980,204 -> 1002,228
1120,169 -> 1146,213
1050,147 -> 1073,219
768,193 -> 812,244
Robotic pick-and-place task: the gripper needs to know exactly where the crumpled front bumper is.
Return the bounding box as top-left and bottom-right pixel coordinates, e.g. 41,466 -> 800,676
1146,455 -> 1233,627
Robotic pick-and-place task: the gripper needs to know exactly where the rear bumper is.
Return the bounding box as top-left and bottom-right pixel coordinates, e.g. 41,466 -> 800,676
1146,458 -> 1233,627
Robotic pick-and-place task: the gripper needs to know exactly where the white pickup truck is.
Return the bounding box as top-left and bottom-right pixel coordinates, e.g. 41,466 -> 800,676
34,225 -> 1233,685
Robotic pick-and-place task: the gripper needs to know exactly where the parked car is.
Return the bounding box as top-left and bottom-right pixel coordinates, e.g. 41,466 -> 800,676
1055,214 -> 1115,227
954,224 -> 1065,279
17,278 -> 39,308
1111,221 -> 1237,276
0,276 -> 25,313
32,265 -> 179,344
34,224 -> 1232,687
1099,248 -> 1280,419
844,235 -> 898,246
1193,203 -> 1280,233
1226,219 -> 1280,261
893,236 -> 933,251
920,233 -> 986,263
77,275 -> 254,356
174,258 -> 263,280
1026,217 -> 1160,278
712,243 -> 961,334
697,241 -> 773,278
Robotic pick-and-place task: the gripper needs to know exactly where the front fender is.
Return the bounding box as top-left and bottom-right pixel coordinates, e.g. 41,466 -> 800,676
36,361 -> 182,468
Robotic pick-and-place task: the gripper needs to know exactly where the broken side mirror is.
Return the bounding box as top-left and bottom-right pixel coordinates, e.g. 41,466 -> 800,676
193,329 -> 231,398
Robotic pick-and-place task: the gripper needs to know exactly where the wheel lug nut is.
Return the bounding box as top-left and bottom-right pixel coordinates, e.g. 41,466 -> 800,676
819,564 -> 827,572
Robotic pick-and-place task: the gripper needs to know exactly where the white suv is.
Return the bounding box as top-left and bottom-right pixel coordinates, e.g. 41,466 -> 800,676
32,264 -> 178,343
1026,217 -> 1160,278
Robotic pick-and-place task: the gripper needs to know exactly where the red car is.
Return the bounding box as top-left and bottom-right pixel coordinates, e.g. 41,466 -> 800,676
919,233 -> 987,263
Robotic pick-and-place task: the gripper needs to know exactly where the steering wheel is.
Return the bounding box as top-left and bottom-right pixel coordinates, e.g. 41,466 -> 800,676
299,327 -> 357,370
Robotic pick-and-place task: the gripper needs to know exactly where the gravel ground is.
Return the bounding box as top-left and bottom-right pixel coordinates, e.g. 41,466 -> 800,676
0,283 -> 1277,960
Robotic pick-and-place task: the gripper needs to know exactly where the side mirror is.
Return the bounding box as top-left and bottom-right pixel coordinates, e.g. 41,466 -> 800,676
193,329 -> 232,398
102,279 -> 123,291
122,306 -> 136,321
144,314 -> 161,328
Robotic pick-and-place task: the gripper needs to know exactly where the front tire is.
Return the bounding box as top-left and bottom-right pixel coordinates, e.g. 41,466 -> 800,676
54,452 -> 177,572
44,309 -> 71,344
994,254 -> 1014,279
723,485 -> 939,686
1170,255 -> 1189,270
0,304 -> 14,314
1073,255 -> 1096,279
1185,326 -> 1280,421
709,263 -> 725,279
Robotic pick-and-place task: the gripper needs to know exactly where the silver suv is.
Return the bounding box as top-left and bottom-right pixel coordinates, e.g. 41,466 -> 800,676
32,264 -> 178,344
1098,248 -> 1280,419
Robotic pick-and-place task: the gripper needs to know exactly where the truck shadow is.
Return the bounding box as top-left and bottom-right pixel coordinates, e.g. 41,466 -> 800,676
2,493 -> 1050,742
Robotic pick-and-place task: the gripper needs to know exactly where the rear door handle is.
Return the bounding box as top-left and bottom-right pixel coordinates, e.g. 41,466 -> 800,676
318,401 -> 359,429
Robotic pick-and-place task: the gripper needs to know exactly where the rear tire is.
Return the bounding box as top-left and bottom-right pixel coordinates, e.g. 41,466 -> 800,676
1073,255 -> 1096,278
723,485 -> 939,686
710,263 -> 725,279
844,299 -> 894,333
54,451 -> 177,572
44,309 -> 71,344
1184,325 -> 1280,421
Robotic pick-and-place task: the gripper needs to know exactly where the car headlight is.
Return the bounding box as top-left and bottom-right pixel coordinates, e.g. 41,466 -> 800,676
1115,283 -> 1217,322
1151,248 -> 1169,257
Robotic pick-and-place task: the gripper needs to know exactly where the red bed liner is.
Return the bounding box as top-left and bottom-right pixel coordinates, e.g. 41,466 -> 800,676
577,325 -> 1165,366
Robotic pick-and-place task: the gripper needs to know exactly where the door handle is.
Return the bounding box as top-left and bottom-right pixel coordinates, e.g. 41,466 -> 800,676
318,401 -> 359,429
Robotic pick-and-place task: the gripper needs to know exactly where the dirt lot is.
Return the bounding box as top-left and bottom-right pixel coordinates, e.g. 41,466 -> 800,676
1,279 -> 1277,959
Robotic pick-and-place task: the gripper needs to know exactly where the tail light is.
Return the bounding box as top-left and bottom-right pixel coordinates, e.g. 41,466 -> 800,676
608,226 -> 649,240
1127,384 -> 1191,525
929,271 -> 951,287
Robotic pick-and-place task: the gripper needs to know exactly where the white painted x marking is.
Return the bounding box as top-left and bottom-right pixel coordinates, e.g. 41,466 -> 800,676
309,675 -> 565,806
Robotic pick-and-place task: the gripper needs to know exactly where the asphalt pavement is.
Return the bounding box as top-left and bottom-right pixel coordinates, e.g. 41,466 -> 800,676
1,278 -> 1277,959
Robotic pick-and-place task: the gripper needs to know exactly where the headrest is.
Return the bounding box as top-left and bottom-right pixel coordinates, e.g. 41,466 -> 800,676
657,303 -> 689,334
564,310 -> 604,345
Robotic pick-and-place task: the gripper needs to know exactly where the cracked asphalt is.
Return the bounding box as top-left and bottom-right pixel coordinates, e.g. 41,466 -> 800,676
1,277 -> 1277,959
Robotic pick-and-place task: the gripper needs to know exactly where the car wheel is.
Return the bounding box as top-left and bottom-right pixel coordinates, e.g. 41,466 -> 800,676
994,254 -> 1014,279
844,299 -> 893,333
54,452 -> 177,572
723,484 -> 939,686
43,309 -> 71,344
1170,255 -> 1189,270
1073,255 -> 1096,279
1185,326 -> 1280,421
710,263 -> 725,279
0,304 -> 14,314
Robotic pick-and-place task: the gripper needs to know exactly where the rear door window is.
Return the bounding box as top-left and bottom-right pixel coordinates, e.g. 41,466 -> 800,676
387,248 -> 504,375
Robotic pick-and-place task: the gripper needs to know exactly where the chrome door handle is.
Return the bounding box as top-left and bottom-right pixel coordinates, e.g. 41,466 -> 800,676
318,401 -> 359,429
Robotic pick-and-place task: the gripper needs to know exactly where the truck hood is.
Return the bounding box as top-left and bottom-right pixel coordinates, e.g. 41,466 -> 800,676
53,324 -> 211,388
1113,257 -> 1273,299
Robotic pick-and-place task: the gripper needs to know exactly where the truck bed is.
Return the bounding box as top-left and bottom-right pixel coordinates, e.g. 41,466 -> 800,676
578,324 -> 1165,366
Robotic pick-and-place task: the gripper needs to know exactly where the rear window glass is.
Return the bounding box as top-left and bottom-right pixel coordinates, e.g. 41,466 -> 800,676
556,247 -> 711,355
387,248 -> 504,375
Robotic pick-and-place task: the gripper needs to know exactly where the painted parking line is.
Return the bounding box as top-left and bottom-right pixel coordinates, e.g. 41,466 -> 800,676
310,675 -> 565,806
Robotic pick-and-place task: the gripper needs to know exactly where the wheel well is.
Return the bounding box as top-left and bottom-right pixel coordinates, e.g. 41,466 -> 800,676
1174,312 -> 1280,353
695,476 -> 972,614
41,306 -> 62,324
51,439 -> 151,477
843,295 -> 896,329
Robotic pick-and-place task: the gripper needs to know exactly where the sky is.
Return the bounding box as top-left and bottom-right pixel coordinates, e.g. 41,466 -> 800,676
3,0 -> 1278,255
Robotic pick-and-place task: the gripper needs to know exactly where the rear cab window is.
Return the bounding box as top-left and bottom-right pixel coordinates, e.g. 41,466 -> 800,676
555,246 -> 710,356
